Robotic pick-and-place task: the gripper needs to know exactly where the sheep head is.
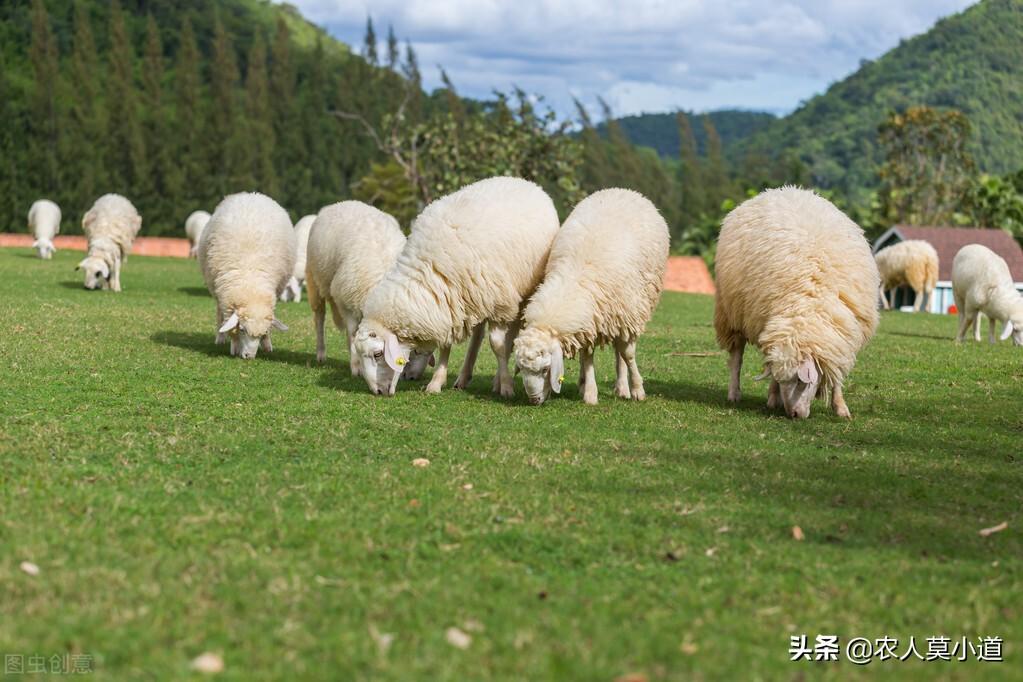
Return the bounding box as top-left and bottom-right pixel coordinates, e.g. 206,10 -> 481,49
219,300 -> 286,360
1002,308 -> 1023,346
513,327 -> 564,405
354,319 -> 412,396
77,256 -> 110,290
401,349 -> 435,381
33,239 -> 56,260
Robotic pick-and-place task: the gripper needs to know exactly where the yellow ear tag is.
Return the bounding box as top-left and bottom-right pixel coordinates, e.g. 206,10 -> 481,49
558,375 -> 564,384
396,357 -> 406,366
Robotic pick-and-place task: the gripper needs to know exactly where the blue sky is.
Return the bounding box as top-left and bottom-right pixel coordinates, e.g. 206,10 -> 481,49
288,0 -> 975,119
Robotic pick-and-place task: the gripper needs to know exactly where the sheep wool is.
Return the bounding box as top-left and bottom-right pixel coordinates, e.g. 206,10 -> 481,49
184,210 -> 212,258
198,192 -> 295,360
514,188 -> 669,405
875,239 -> 938,311
305,201 -> 406,373
280,214 -> 316,302
79,194 -> 142,292
356,176 -> 560,396
952,243 -> 1023,346
714,187 -> 879,419
28,199 -> 61,259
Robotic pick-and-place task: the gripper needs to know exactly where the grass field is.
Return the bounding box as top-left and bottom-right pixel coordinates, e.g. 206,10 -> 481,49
1,248 -> 1020,681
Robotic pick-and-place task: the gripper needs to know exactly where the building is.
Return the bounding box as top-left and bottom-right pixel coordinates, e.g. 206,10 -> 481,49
872,225 -> 1023,313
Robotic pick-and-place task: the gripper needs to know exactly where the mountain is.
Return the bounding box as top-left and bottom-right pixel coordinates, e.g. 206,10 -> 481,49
745,0 -> 1023,202
596,110 -> 776,159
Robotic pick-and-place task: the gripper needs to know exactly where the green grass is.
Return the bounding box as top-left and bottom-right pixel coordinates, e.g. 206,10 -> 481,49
1,249 -> 1020,681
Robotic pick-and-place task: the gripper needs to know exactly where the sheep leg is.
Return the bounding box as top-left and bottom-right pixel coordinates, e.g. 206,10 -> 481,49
914,288 -> 924,312
311,296 -> 327,363
344,312 -> 361,376
727,341 -> 745,403
613,345 -> 630,399
989,316 -> 997,344
615,338 -> 645,401
425,345 -> 451,394
580,347 -> 598,405
974,312 -> 983,342
110,257 -> 122,292
215,304 -> 227,345
767,380 -> 781,410
955,307 -> 972,343
453,323 -> 485,389
489,323 -> 518,398
879,285 -> 890,310
831,384 -> 851,419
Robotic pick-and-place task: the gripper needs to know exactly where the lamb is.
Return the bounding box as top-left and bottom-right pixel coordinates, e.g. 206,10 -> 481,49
513,188 -> 669,405
78,194 -> 142,291
28,199 -> 61,259
197,192 -> 295,360
353,176 -> 560,397
305,201 -> 432,379
280,214 -> 316,302
952,243 -> 1023,346
714,187 -> 879,419
875,239 -> 938,312
184,210 -> 211,258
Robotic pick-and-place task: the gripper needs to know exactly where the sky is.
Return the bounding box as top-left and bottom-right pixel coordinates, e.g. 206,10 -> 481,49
287,0 -> 976,120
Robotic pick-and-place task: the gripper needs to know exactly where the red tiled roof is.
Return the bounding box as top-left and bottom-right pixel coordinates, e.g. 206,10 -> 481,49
885,226 -> 1023,281
663,256 -> 715,295
0,233 -> 190,257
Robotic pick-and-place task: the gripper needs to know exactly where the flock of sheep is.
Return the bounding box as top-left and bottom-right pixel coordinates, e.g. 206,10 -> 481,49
25,179 -> 1023,419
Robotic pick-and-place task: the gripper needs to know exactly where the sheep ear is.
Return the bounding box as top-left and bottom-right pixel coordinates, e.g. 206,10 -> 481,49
797,358 -> 819,384
272,318 -> 288,331
219,312 -> 239,333
1000,320 -> 1014,341
549,344 -> 564,394
753,368 -> 771,381
75,258 -> 86,271
383,332 -> 406,372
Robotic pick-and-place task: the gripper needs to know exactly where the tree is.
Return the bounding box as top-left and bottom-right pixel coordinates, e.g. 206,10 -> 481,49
363,17 -> 378,66
106,0 -> 147,196
29,0 -> 61,194
176,16 -> 206,208
68,0 -> 105,210
270,16 -> 305,209
438,67 -> 464,123
245,33 -> 277,195
878,106 -> 975,225
143,14 -> 182,220
386,25 -> 399,70
676,112 -> 704,223
209,14 -> 244,195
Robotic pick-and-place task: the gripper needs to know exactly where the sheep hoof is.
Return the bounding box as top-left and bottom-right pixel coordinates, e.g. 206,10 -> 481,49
452,377 -> 469,389
631,387 -> 646,401
425,382 -> 444,395
614,383 -> 630,399
583,389 -> 598,405
499,383 -> 514,399
766,395 -> 779,410
215,333 -> 226,345
834,405 -> 851,419
728,390 -> 741,403
317,351 -> 326,363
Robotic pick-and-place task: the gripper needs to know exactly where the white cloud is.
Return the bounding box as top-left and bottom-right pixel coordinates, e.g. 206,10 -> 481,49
287,0 -> 976,118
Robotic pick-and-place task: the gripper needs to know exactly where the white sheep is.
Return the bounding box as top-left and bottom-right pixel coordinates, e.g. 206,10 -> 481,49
875,239 -> 938,311
280,214 -> 316,303
306,201 -> 432,379
714,187 -> 879,419
953,243 -> 1023,346
197,192 -> 295,359
184,210 -> 211,258
513,188 -> 669,405
78,194 -> 142,291
353,176 -> 560,397
28,199 -> 61,259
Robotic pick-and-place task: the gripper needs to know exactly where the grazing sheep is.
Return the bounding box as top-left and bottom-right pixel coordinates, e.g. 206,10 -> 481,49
280,214 -> 316,302
953,244 -> 1023,346
306,201 -> 432,379
875,240 -> 938,312
354,176 -> 560,397
714,187 -> 879,419
78,194 -> 142,291
197,192 -> 295,360
184,210 -> 211,258
514,188 -> 669,405
28,199 -> 61,259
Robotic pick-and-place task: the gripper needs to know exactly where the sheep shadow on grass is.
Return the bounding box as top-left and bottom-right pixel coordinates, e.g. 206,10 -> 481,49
150,330 -> 321,369
177,286 -> 210,297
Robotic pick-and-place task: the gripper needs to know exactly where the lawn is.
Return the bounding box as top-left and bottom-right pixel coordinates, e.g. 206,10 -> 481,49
1,248 -> 1020,681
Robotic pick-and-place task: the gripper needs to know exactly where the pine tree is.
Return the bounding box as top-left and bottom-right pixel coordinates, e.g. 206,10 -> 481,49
676,112 -> 705,221
176,16 -> 206,208
107,0 -> 148,200
142,14 -> 183,224
386,25 -> 399,70
300,37 -> 342,208
402,40 -> 422,121
245,33 -> 276,195
363,17 -> 378,66
270,16 -> 305,209
68,0 -> 105,213
210,14 -> 243,195
701,115 -> 729,206
439,67 -> 464,123
0,53 -> 25,228
28,0 -> 61,194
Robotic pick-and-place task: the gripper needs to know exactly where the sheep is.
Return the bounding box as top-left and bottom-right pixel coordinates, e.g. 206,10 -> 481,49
280,214 -> 316,302
513,188 -> 669,405
353,176 -> 560,397
197,192 -> 295,360
305,201 -> 432,379
952,243 -> 1023,346
78,194 -> 142,291
184,210 -> 211,258
875,239 -> 938,312
714,187 -> 879,419
28,199 -> 61,259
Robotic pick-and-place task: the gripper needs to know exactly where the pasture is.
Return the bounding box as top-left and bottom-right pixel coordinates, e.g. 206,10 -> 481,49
1,248 -> 1019,680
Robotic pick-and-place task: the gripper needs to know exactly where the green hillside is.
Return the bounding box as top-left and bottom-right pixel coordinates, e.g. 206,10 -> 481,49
596,110 -> 776,159
746,0 -> 1023,201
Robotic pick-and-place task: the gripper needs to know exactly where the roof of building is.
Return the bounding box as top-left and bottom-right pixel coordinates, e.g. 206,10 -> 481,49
873,225 -> 1023,281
